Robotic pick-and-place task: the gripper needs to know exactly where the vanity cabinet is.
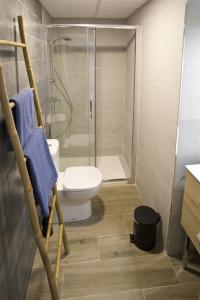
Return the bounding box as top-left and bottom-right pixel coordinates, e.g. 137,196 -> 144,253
181,167 -> 200,257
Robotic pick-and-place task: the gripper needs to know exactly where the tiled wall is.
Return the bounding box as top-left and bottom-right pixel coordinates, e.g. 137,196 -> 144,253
168,0 -> 200,255
0,0 -> 50,299
96,29 -> 127,156
128,0 -> 186,248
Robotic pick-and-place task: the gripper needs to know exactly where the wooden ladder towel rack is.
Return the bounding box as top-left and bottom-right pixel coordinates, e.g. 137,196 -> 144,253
0,16 -> 69,300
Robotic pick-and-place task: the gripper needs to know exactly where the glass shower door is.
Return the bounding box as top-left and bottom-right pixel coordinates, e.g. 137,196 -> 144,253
88,28 -> 96,167
48,27 -> 96,171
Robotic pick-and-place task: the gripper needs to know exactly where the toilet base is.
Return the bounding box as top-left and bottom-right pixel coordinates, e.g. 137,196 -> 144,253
54,199 -> 92,223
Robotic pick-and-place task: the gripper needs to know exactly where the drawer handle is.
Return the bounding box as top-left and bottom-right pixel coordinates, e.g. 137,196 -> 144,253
196,232 -> 200,243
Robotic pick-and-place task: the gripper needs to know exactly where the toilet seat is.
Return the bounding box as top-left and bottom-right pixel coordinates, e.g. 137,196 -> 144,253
63,166 -> 102,192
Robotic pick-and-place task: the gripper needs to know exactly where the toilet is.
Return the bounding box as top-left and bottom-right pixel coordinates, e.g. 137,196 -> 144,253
47,139 -> 102,222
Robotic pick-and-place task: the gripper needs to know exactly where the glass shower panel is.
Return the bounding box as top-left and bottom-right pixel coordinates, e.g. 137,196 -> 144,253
95,28 -> 136,181
48,27 -> 95,171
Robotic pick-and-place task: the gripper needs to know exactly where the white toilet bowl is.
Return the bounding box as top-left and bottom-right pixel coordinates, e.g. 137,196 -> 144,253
57,167 -> 102,221
47,140 -> 102,222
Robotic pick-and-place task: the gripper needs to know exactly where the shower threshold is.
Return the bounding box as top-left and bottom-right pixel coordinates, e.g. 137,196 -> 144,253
60,155 -> 130,181
97,155 -> 130,181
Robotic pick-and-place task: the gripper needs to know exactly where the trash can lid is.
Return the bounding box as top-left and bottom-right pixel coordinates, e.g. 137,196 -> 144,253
134,206 -> 160,226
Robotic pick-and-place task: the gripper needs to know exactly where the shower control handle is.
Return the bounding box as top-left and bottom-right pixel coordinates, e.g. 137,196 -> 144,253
90,100 -> 93,119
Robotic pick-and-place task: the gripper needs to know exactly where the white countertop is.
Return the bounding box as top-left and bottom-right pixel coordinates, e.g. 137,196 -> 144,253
186,164 -> 200,183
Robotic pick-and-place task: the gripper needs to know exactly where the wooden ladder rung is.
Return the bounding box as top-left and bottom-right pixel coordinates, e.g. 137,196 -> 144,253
0,40 -> 26,48
55,224 -> 63,284
45,194 -> 57,250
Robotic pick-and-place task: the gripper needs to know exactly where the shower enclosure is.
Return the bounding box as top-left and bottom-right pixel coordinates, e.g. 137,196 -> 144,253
47,24 -> 137,181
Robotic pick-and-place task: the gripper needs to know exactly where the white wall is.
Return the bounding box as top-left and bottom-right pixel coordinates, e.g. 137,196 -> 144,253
128,0 -> 186,248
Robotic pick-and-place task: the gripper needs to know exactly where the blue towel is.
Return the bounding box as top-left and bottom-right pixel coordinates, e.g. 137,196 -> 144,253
9,89 -> 34,149
23,128 -> 58,217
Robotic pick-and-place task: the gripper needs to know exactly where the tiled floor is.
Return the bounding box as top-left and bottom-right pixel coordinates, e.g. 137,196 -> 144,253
26,183 -> 200,300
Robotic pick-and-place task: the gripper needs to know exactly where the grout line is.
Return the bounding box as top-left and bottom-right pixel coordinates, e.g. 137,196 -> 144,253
141,282 -> 197,294
94,0 -> 102,18
168,257 -> 182,284
59,258 -> 101,267
142,289 -> 146,300
97,232 -> 130,239
60,257 -> 100,267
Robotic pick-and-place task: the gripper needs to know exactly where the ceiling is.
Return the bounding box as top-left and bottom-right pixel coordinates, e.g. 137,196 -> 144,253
39,0 -> 149,19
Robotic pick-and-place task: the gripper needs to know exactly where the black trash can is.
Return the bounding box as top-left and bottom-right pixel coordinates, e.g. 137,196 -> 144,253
130,206 -> 160,251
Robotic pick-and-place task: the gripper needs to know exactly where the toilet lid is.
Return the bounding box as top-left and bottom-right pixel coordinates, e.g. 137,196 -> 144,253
63,166 -> 102,191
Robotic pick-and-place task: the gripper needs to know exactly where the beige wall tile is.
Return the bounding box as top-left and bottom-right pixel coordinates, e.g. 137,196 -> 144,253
128,0 -> 186,249
96,29 -> 127,156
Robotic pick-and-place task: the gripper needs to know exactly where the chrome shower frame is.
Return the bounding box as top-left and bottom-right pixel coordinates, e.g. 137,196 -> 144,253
46,23 -> 141,183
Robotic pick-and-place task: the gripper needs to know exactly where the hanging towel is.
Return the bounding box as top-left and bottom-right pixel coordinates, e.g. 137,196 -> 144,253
23,128 -> 58,217
8,88 -> 34,149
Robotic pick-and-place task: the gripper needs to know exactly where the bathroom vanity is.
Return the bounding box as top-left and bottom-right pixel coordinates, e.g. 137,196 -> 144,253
181,165 -> 200,267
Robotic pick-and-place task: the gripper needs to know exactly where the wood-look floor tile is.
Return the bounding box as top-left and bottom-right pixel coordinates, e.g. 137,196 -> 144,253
65,214 -> 128,239
26,267 -> 63,300
62,289 -> 144,300
62,255 -> 178,298
170,255 -> 200,283
93,195 -> 141,216
123,214 -> 133,232
99,183 -> 140,200
99,234 -> 150,260
34,235 -> 99,268
143,282 -> 200,300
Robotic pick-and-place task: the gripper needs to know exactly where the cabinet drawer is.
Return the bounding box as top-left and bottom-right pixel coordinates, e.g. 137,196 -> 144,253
185,171 -> 200,212
184,193 -> 200,220
181,200 -> 200,254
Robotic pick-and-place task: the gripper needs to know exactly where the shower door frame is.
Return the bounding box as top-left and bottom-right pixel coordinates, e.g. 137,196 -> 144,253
47,23 -> 141,183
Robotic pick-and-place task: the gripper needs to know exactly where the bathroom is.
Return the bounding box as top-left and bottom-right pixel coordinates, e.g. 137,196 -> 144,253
0,0 -> 200,299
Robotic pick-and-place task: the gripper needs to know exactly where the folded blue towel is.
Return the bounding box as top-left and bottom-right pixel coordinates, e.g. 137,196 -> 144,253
9,88 -> 34,149
23,128 -> 58,217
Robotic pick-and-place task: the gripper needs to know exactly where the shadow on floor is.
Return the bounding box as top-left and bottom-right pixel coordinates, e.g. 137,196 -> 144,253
129,217 -> 164,255
65,196 -> 105,228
